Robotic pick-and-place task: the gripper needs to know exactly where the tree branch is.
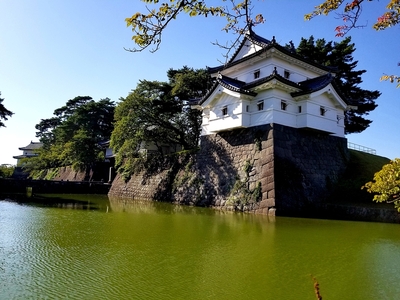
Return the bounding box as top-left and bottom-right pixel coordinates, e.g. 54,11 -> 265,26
125,0 -> 264,53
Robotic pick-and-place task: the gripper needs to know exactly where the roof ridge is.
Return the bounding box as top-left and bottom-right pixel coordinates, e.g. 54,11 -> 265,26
207,31 -> 337,75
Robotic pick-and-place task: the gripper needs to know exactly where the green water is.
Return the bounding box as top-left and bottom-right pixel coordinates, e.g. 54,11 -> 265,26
1,195 -> 400,299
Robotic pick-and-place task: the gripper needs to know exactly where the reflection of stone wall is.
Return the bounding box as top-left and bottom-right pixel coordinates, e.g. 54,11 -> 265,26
0,178 -> 110,194
108,123 -> 349,216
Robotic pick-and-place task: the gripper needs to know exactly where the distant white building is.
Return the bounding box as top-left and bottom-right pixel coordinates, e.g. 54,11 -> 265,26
99,139 -> 182,161
13,141 -> 43,165
195,30 -> 353,138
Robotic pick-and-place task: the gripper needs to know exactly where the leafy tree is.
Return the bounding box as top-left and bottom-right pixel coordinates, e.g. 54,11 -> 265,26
110,67 -> 210,178
305,0 -> 400,86
28,96 -> 115,172
127,1 -> 399,51
125,0 -> 264,54
127,1 -> 400,87
294,36 -> 380,134
363,158 -> 400,211
305,0 -> 400,36
0,92 -> 13,128
0,164 -> 14,178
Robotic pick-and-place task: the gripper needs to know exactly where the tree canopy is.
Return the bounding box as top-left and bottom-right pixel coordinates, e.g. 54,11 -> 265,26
127,1 -> 399,86
294,36 -> 380,134
306,0 -> 400,87
127,0 -> 399,52
0,164 -> 14,178
27,96 -> 115,172
125,0 -> 264,53
110,66 -> 211,179
305,0 -> 400,36
363,158 -> 400,211
0,92 -> 13,128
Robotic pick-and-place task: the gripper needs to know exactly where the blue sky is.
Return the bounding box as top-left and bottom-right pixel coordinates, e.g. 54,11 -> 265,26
0,0 -> 399,165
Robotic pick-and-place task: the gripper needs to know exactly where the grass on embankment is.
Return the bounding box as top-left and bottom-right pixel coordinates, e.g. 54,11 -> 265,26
330,150 -> 391,207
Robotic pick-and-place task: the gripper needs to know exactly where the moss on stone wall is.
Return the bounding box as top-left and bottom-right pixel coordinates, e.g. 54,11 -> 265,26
30,168 -> 60,180
109,123 -> 393,221
227,160 -> 262,208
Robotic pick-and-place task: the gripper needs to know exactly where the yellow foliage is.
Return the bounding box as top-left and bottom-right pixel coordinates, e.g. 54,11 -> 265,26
380,74 -> 400,87
363,159 -> 400,211
306,0 -> 400,30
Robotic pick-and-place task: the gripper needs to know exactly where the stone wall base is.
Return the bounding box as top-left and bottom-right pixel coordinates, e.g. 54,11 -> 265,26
109,124 -> 349,216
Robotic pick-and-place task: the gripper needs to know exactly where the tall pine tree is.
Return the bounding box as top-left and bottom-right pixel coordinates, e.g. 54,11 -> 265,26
295,36 -> 380,134
31,96 -> 115,171
0,92 -> 13,128
110,67 -> 211,179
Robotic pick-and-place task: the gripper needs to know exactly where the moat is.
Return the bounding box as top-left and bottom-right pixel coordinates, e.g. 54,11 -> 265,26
1,194 -> 400,299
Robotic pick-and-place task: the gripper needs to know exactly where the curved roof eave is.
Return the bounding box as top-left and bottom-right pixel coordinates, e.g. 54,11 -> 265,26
291,73 -> 349,105
207,29 -> 271,74
19,142 -> 43,150
291,73 -> 334,97
207,31 -> 338,76
199,74 -> 257,106
217,74 -> 257,97
199,81 -> 219,105
244,72 -> 301,91
292,83 -> 349,109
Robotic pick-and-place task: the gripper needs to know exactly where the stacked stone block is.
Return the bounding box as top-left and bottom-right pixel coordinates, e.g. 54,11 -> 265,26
108,123 -> 349,216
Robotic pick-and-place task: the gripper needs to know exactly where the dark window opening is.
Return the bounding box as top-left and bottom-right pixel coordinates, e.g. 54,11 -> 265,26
284,70 -> 290,79
222,106 -> 228,116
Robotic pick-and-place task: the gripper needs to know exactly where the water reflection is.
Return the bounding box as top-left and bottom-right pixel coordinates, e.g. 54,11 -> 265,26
1,195 -> 400,299
1,193 -> 111,211
108,196 -> 276,222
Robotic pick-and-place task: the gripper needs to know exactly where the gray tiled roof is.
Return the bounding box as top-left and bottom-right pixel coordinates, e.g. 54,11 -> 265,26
201,30 -> 347,106
13,154 -> 38,159
199,70 -> 348,106
18,141 -> 43,151
291,73 -> 349,104
207,30 -> 337,75
217,74 -> 257,96
244,69 -> 300,90
291,73 -> 335,97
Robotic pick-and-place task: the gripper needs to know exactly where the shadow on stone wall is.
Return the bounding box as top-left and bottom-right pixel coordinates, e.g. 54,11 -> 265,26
173,125 -> 274,212
173,136 -> 238,206
274,157 -> 307,213
152,154 -> 191,202
109,125 -> 275,214
108,123 -> 354,218
273,124 -> 349,217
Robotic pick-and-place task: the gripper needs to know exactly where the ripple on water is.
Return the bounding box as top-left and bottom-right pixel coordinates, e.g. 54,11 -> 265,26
3,200 -> 400,300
